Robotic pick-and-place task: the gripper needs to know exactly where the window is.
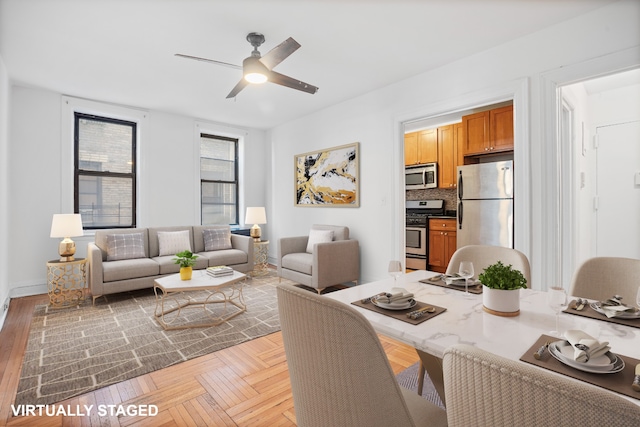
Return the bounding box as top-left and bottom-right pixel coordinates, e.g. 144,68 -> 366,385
200,134 -> 238,225
74,113 -> 136,229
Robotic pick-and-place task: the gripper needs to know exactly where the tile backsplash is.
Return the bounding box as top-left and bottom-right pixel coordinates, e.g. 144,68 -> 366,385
406,188 -> 457,214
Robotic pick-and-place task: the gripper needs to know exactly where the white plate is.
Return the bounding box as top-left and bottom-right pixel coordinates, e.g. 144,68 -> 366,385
590,302 -> 640,319
372,297 -> 416,311
548,340 -> 624,374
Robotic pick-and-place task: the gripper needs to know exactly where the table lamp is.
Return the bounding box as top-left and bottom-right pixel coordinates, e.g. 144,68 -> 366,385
50,213 -> 84,261
245,207 -> 267,241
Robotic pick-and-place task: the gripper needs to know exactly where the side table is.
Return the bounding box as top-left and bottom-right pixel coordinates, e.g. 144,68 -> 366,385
252,240 -> 270,276
46,258 -> 87,308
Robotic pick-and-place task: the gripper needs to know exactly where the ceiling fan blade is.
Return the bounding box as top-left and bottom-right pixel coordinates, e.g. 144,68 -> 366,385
175,54 -> 242,70
226,79 -> 249,99
267,70 -> 319,95
259,37 -> 301,70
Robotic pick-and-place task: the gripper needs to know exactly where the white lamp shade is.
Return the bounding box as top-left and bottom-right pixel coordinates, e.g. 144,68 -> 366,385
50,214 -> 84,238
245,207 -> 267,225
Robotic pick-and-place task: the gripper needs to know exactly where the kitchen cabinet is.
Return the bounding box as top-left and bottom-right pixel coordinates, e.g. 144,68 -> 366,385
438,123 -> 464,189
428,218 -> 457,273
462,105 -> 513,156
404,129 -> 438,166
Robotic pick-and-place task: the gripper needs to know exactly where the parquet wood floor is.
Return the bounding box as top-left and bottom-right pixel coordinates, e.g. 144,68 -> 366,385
0,292 -> 420,426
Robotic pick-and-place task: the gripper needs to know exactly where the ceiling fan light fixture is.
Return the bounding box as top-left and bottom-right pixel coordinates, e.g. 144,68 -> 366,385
243,57 -> 268,84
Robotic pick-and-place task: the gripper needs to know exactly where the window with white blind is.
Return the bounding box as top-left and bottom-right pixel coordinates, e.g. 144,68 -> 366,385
74,112 -> 136,229
200,134 -> 238,225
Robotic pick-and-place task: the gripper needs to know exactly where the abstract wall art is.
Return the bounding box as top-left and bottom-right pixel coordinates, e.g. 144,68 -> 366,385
294,142 -> 359,207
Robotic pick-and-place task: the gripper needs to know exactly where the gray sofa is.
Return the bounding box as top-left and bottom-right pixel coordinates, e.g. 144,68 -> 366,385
88,225 -> 254,303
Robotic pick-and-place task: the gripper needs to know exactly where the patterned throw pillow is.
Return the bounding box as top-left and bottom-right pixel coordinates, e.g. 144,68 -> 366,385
306,229 -> 334,253
157,230 -> 191,256
106,233 -> 146,261
203,227 -> 232,251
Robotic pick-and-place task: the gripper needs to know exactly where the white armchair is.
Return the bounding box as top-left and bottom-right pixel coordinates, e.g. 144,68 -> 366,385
277,224 -> 359,294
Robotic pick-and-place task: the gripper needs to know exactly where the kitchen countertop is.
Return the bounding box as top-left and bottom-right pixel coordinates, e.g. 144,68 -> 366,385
429,215 -> 456,219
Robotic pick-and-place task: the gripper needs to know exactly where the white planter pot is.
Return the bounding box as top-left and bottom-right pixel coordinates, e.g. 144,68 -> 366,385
482,285 -> 520,317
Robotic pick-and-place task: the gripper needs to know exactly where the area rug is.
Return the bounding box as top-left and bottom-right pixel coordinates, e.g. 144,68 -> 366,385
395,362 -> 445,409
15,271 -> 288,406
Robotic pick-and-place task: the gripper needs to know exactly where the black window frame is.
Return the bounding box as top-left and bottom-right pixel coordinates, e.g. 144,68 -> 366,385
74,112 -> 137,229
200,133 -> 239,225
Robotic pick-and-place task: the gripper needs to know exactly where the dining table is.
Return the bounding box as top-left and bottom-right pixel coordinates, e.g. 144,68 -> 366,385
325,270 -> 640,406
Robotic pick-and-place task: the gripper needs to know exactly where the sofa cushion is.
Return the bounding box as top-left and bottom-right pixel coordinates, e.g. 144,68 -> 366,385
203,227 -> 232,251
306,229 -> 334,253
103,258 -> 160,282
282,252 -> 313,275
200,249 -> 248,267
106,232 -> 146,261
157,230 -> 191,256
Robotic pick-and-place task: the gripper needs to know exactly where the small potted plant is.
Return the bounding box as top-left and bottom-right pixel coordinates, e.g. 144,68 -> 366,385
173,250 -> 199,280
478,261 -> 527,316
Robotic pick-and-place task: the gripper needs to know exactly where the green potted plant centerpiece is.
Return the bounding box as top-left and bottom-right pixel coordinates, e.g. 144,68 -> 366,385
173,250 -> 199,280
478,261 -> 527,317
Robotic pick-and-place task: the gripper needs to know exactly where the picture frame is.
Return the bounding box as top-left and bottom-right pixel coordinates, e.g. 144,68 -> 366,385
294,142 -> 360,207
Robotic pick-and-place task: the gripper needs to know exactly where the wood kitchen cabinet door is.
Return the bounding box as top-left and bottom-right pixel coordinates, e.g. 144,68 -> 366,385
404,132 -> 418,166
438,123 -> 464,189
417,128 -> 438,164
428,219 -> 457,273
462,111 -> 489,156
490,105 -> 514,152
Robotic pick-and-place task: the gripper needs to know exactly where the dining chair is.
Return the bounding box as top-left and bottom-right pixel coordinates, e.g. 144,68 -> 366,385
442,344 -> 640,426
569,256 -> 640,303
416,244 -> 532,397
445,244 -> 531,285
277,283 -> 448,427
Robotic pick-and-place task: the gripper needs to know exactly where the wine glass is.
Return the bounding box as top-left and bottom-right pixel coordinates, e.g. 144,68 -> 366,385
388,260 -> 403,285
548,286 -> 567,337
458,261 -> 474,297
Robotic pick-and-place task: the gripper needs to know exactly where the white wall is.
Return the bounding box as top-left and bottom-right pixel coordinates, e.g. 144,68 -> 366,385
0,54 -> 10,328
267,0 -> 640,285
7,87 -> 267,298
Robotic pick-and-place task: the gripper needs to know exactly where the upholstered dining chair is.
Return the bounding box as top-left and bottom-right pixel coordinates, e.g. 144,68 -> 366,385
445,244 -> 531,285
277,224 -> 359,294
277,283 -> 448,427
416,244 -> 532,399
443,344 -> 640,426
569,256 -> 640,304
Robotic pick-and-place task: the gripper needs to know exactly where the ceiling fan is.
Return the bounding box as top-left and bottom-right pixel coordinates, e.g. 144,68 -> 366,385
176,32 -> 319,99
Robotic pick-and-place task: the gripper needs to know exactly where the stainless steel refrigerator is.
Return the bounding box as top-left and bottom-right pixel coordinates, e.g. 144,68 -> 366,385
457,160 -> 514,248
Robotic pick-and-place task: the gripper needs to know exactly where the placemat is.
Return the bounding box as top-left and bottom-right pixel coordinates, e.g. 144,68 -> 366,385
419,277 -> 483,294
564,299 -> 640,329
351,299 -> 447,325
520,334 -> 640,401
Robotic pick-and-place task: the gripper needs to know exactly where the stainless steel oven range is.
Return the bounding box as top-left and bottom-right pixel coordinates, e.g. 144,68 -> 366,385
406,199 -> 444,270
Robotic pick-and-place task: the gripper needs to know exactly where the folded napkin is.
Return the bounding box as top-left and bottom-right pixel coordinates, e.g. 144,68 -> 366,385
565,330 -> 610,363
376,288 -> 414,304
601,304 -> 634,318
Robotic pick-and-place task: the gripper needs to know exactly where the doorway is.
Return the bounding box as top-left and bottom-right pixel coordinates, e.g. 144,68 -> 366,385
559,68 -> 640,284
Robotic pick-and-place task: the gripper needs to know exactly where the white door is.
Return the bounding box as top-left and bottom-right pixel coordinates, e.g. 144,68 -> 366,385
596,120 -> 640,258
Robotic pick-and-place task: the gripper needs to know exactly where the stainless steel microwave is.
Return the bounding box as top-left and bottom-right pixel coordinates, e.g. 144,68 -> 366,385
406,163 -> 437,190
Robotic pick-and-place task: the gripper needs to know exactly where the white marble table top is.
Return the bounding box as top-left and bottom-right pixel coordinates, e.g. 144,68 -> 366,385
326,270 -> 640,404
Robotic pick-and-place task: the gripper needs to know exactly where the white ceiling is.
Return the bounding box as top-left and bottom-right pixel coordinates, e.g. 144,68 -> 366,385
0,0 -> 620,129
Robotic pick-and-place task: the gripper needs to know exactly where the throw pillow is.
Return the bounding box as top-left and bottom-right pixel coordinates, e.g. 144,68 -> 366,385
306,229 -> 334,253
203,227 -> 232,251
106,233 -> 146,261
157,230 -> 191,256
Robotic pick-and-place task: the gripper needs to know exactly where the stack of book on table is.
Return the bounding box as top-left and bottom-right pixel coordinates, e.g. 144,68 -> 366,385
207,266 -> 233,277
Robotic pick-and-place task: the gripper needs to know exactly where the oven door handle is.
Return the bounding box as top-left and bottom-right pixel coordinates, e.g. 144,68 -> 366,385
422,169 -> 426,187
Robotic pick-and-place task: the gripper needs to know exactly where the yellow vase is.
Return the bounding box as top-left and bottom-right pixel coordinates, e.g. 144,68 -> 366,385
180,266 -> 193,280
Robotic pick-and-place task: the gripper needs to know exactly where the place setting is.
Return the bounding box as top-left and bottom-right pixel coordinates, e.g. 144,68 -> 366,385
419,265 -> 483,295
563,288 -> 640,329
351,261 -> 447,324
520,331 -> 640,400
